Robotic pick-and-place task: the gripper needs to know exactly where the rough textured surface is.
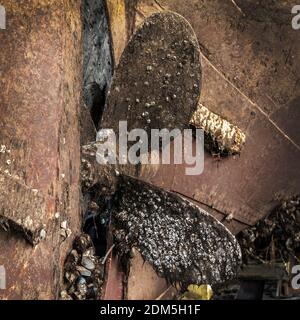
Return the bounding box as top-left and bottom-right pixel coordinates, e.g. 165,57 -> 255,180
106,1 -> 300,234
0,1 -> 82,299
238,195 -> 300,264
83,0 -> 113,127
61,234 -> 104,300
80,103 -> 97,146
132,0 -> 300,119
81,143 -> 118,196
191,103 -> 246,155
113,176 -> 241,287
0,171 -> 46,245
101,11 -> 202,139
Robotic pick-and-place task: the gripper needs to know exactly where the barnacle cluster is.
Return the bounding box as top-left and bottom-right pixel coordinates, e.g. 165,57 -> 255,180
238,195 -> 300,264
190,103 -> 246,155
113,176 -> 241,287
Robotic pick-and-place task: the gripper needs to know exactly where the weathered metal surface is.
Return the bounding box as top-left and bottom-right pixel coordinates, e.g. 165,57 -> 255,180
105,0 -> 127,66
238,264 -> 287,281
101,253 -> 124,300
101,224 -> 124,300
0,1 -> 82,299
105,0 -> 300,234
101,11 -> 202,139
0,171 -> 46,245
80,104 -> 97,146
126,248 -> 174,300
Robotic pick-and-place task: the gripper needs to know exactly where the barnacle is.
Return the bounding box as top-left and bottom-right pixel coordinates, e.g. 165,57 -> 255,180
191,103 -> 246,155
61,234 -> 104,300
112,176 -> 241,288
238,195 -> 300,264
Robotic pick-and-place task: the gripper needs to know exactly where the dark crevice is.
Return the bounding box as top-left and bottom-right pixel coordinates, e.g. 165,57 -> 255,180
61,0 -> 116,300
82,0 -> 114,260
82,186 -> 112,258
83,0 -> 113,129
88,82 -> 107,128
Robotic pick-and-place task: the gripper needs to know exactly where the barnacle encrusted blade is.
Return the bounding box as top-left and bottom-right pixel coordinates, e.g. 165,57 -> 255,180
113,176 -> 242,287
191,103 -> 246,154
101,11 -> 202,136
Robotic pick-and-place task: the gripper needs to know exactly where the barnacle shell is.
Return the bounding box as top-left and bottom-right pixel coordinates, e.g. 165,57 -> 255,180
191,103 -> 246,154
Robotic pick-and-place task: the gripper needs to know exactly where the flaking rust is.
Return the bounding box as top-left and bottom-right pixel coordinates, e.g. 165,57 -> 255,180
113,176 -> 242,287
191,103 -> 246,155
0,171 -> 47,245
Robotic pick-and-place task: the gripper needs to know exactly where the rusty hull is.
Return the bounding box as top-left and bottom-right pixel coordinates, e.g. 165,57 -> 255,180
0,1 -> 82,299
